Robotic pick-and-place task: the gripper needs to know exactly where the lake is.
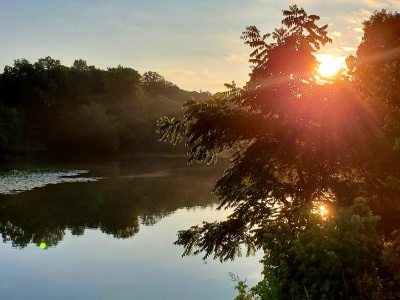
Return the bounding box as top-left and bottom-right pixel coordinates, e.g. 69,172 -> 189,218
0,157 -> 262,300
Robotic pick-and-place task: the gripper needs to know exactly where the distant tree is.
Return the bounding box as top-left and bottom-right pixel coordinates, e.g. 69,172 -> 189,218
104,65 -> 142,98
68,59 -> 106,100
34,56 -> 71,103
0,57 -> 71,109
0,103 -> 20,151
36,56 -> 62,70
157,5 -> 378,261
71,59 -> 90,72
0,59 -> 41,107
142,71 -> 182,99
0,56 -> 210,157
0,58 -> 65,148
142,71 -> 166,86
55,103 -> 120,153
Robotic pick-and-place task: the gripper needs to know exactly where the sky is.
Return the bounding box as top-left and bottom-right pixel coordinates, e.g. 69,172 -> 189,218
0,0 -> 399,93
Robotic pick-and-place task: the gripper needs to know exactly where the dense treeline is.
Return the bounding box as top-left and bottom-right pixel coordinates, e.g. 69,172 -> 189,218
0,58 -> 210,159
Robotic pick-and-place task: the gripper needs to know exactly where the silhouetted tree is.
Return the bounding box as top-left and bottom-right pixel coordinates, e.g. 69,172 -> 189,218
104,65 -> 142,98
346,10 -> 400,235
0,56 -> 198,157
0,103 -> 20,151
142,71 -> 181,98
158,5 -> 378,261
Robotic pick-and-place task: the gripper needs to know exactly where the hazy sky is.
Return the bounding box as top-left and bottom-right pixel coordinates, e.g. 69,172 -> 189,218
0,0 -> 399,92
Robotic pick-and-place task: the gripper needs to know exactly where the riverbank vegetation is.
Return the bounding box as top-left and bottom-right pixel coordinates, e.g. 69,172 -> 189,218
0,60 -> 210,160
2,3 -> 399,299
157,5 -> 400,299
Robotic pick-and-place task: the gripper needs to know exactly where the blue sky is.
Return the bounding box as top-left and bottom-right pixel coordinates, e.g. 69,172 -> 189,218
0,0 -> 399,92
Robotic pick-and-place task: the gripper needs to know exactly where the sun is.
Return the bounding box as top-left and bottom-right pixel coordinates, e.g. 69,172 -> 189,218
318,204 -> 328,217
317,55 -> 343,77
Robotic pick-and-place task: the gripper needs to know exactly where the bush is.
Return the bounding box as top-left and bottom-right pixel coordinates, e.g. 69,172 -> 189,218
234,198 -> 400,300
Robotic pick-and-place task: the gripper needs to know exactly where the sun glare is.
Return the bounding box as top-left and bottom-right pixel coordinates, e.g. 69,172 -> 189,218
317,55 -> 343,77
318,204 -> 328,217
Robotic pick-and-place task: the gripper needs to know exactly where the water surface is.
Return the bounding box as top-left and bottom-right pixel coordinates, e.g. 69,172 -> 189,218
0,157 -> 262,299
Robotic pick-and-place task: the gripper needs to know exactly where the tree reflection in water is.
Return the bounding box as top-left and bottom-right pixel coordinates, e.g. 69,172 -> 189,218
0,158 -> 224,249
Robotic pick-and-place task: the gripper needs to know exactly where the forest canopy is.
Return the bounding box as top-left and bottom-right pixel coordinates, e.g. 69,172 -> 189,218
0,58 -> 211,159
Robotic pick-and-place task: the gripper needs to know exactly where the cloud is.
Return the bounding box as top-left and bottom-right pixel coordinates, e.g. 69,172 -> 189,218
342,46 -> 357,51
353,27 -> 364,32
345,9 -> 372,26
388,0 -> 400,5
336,56 -> 348,63
226,53 -> 248,62
362,0 -> 399,9
366,0 -> 386,8
157,68 -> 228,92
330,31 -> 342,37
326,48 -> 344,54
360,9 -> 373,17
345,17 -> 360,24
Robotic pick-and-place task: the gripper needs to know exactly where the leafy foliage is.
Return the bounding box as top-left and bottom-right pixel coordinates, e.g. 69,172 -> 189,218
0,58 -> 210,158
0,103 -> 20,150
104,65 -> 142,98
58,103 -> 120,153
234,198 -> 400,300
230,273 -> 255,300
346,10 -> 400,235
158,5 -> 378,261
230,9 -> 400,300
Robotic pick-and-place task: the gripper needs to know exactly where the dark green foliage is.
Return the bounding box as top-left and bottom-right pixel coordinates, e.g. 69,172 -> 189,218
0,57 -> 70,109
104,65 -> 142,98
69,59 -> 106,98
263,198 -> 383,299
234,199 -> 400,300
346,10 -> 400,235
158,5 -> 380,261
0,57 -> 208,158
230,9 -> 400,300
357,10 -> 400,68
230,273 -> 255,300
142,71 -> 181,99
348,10 -> 400,146
0,103 -> 20,150
56,103 -> 120,153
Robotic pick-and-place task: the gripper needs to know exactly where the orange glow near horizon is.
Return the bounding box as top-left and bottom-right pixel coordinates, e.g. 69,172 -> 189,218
317,55 -> 343,77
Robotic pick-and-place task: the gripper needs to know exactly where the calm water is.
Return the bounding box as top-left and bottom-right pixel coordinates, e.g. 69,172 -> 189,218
0,157 -> 262,300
